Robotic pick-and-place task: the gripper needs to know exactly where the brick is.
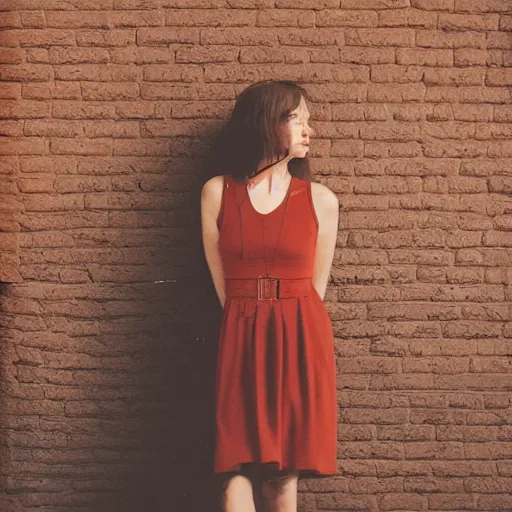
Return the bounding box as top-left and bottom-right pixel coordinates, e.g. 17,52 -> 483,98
378,9 -> 437,28
0,64 -> 51,81
52,101 -> 116,119
316,10 -> 378,27
21,156 -> 78,174
24,120 -> 83,138
486,69 -> 512,86
50,139 -> 112,156
166,8 -> 256,26
49,47 -> 111,65
438,13 -> 500,30
0,12 -> 22,28
421,121 -> 479,139
26,48 -> 50,63
113,138 -> 169,155
454,48 -> 490,66
13,0 -> 113,8
397,48 -> 453,66
20,212 -> 108,231
0,138 -> 45,155
260,9 -> 315,27
0,120 -> 23,137
113,0 -> 160,7
368,83 -> 426,102
140,83 -> 197,100
54,176 -> 110,193
108,10 -> 163,27
345,28 -> 415,47
501,16 -> 512,30
454,0 -> 512,12
17,29 -> 76,46
339,47 -> 395,64
0,48 -> 23,64
487,32 -> 512,49
137,27 -> 199,45
22,193 -> 85,212
275,0 -> 339,6
116,102 -> 157,119
76,30 -> 136,47
143,64 -> 202,82
17,174 -> 56,193
364,141 -> 422,157
416,30 -> 486,48
425,86 -> 509,104
160,0 -> 226,6
81,83 -> 139,101
494,106 -> 512,122
20,11 -> 46,28
371,65 -> 424,83
23,82 -> 82,100
306,84 -> 366,102
111,46 -> 175,64
278,27 -> 343,46
423,67 -> 485,85
200,27 -> 279,45
361,122 -> 421,141
83,120 -> 139,139
411,0 -> 454,9
54,64 -> 140,82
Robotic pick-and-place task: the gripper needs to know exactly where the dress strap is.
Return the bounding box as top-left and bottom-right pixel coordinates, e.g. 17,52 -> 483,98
216,174 -> 231,231
232,175 -> 247,208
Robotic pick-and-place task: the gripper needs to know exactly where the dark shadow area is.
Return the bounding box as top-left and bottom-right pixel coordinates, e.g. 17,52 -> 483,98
98,128 -> 227,512
0,284 -> 14,512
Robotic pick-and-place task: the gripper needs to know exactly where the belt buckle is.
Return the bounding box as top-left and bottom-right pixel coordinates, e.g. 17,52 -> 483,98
257,275 -> 279,300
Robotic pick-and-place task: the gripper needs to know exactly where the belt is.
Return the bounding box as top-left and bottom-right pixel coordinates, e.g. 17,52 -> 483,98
225,276 -> 312,300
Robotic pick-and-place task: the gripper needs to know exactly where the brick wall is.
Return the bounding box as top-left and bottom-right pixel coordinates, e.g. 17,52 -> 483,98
1,1 -> 512,511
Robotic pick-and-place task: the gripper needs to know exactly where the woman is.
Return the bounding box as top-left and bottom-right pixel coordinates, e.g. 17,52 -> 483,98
201,80 -> 339,512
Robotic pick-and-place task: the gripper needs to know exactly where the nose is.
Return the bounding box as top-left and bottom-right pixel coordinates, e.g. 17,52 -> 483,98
303,123 -> 315,137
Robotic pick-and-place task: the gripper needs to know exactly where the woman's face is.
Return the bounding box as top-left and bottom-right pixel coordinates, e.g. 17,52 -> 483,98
282,95 -> 315,159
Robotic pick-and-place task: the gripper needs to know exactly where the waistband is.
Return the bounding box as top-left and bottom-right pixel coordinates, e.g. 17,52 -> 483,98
225,276 -> 312,300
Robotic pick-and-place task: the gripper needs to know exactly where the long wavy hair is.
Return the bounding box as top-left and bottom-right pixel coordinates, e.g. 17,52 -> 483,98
210,80 -> 314,183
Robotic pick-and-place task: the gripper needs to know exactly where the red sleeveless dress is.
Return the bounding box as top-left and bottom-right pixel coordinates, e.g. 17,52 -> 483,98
214,174 -> 337,478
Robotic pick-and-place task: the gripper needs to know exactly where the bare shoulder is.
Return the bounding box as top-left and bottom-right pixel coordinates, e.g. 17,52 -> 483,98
310,181 -> 339,213
201,175 -> 226,223
201,174 -> 224,201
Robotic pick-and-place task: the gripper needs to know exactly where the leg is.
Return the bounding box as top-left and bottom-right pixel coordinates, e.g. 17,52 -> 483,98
260,468 -> 299,512
217,468 -> 257,512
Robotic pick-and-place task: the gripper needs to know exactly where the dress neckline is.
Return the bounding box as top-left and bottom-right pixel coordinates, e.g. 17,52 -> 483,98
245,176 -> 294,216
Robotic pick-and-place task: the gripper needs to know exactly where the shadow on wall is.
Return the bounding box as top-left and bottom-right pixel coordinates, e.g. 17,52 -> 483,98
0,284 -> 16,512
96,128 -> 226,512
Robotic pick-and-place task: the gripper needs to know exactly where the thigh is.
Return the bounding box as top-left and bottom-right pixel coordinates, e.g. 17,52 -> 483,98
215,463 -> 259,491
261,465 -> 298,482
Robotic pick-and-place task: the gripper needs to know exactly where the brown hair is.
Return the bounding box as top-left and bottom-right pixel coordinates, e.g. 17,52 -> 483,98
210,80 -> 314,182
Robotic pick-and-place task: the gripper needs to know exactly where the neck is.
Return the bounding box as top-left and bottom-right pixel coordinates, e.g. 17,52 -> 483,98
248,154 -> 291,188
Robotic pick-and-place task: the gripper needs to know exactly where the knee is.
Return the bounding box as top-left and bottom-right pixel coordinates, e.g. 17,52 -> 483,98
261,472 -> 298,500
217,473 -> 250,504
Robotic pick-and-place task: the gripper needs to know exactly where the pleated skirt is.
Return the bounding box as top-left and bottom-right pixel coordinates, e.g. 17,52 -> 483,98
213,289 -> 337,478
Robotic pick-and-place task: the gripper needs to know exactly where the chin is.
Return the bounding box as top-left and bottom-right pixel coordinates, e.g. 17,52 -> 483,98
293,148 -> 309,158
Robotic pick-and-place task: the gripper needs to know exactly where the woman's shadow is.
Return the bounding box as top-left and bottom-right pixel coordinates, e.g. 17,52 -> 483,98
104,127 -> 227,512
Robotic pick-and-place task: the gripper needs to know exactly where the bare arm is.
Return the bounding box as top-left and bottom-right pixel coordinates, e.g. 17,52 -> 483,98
311,182 -> 339,300
200,175 -> 226,308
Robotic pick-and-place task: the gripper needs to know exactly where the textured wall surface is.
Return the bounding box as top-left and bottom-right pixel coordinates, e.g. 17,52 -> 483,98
1,1 -> 512,511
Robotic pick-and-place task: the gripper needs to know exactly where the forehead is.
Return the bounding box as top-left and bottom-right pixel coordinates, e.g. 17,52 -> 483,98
290,96 -> 310,116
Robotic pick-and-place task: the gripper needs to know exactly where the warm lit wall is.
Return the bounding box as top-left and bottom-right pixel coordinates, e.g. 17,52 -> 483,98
1,1 -> 512,511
